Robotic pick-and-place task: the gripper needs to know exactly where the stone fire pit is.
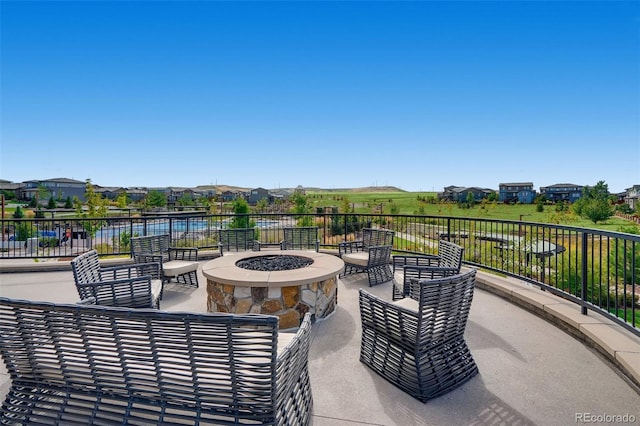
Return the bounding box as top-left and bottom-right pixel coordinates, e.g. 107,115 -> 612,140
202,251 -> 345,329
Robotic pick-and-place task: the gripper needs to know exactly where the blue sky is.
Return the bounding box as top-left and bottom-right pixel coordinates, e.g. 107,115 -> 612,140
1,1 -> 638,193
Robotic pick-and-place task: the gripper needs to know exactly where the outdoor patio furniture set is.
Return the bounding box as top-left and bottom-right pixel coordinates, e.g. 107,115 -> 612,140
1,227 -> 477,423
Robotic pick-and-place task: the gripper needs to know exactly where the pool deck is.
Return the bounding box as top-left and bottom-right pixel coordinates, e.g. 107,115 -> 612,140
1,258 -> 640,425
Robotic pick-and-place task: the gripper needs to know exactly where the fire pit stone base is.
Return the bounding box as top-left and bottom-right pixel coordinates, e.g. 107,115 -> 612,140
207,276 -> 337,329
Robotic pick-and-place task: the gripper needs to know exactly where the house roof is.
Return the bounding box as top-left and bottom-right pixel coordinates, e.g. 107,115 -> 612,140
499,182 -> 534,187
23,178 -> 85,184
540,183 -> 583,189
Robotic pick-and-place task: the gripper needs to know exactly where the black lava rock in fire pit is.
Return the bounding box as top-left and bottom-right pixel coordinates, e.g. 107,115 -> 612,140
236,255 -> 313,271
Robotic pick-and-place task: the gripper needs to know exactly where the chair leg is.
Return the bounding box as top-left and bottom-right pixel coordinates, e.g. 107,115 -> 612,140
340,263 -> 363,278
176,271 -> 199,287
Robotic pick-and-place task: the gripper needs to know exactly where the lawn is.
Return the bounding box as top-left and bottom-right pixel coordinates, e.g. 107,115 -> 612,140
306,190 -> 640,234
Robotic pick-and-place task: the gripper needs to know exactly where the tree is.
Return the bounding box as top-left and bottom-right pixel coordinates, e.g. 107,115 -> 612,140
582,199 -> 614,224
12,206 -> 24,219
230,198 -> 255,229
145,190 -> 167,208
573,180 -> 614,224
75,179 -> 109,244
177,193 -> 193,206
466,192 -> 476,208
116,193 -> 129,209
64,196 -> 73,209
47,196 -> 56,209
290,193 -> 314,226
256,198 -> 268,212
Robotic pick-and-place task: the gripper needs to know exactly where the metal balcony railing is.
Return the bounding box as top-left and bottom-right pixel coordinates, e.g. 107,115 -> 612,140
1,212 -> 638,337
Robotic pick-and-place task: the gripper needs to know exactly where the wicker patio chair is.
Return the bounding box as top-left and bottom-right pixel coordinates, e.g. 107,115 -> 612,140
340,228 -> 395,286
218,227 -> 261,255
358,269 -> 478,402
71,249 -> 162,308
391,240 -> 464,300
280,226 -> 320,251
0,297 -> 313,425
131,234 -> 199,287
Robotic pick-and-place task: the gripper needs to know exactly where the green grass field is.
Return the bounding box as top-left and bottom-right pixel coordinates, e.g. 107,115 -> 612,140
307,190 -> 640,234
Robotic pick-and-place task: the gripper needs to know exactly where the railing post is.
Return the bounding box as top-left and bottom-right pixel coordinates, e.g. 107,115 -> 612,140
446,218 -> 451,242
343,214 -> 347,240
581,231 -> 588,315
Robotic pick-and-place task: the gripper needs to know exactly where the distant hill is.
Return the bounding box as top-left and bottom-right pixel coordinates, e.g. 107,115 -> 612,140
303,186 -> 406,193
193,185 -> 406,193
193,185 -> 251,193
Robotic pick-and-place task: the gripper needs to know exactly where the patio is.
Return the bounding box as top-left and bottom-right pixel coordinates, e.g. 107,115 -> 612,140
1,261 -> 639,425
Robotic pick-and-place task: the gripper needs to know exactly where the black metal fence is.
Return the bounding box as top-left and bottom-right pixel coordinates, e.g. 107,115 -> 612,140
1,212 -> 638,336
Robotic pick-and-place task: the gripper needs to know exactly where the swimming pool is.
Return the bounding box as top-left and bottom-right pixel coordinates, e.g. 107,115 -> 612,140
96,218 -> 282,240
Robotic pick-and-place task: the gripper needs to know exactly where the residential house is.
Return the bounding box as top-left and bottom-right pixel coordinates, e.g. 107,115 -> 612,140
0,180 -> 24,198
123,188 -> 148,203
94,186 -> 126,200
438,186 -> 493,203
246,187 -> 271,205
19,178 -> 87,203
539,183 -> 583,203
625,185 -> 640,210
498,182 -> 535,204
438,186 -> 465,202
166,187 -> 196,205
221,191 -> 240,202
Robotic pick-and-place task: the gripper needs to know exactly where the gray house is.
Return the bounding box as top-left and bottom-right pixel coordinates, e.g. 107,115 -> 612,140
438,186 -> 493,203
539,183 -> 583,203
20,178 -> 87,203
246,187 -> 271,205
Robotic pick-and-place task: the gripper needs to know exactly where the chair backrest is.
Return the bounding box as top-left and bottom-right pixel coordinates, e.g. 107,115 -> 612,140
282,227 -> 319,251
416,269 -> 476,337
363,228 -> 395,249
131,234 -> 170,260
438,240 -> 464,272
0,297 -> 281,422
71,249 -> 102,285
218,228 -> 256,253
389,269 -> 475,347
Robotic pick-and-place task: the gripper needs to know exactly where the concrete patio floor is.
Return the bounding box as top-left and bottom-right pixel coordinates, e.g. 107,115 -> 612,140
1,262 -> 639,425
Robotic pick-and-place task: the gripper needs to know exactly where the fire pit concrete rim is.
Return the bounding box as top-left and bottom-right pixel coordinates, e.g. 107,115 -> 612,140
202,250 -> 345,287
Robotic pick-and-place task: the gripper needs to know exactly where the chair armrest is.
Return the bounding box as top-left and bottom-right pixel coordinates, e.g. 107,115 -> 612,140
402,267 -> 459,300
100,262 -> 161,280
359,289 -> 419,346
169,247 -> 199,261
75,277 -> 155,308
392,254 -> 441,272
275,313 -> 312,396
339,240 -> 364,255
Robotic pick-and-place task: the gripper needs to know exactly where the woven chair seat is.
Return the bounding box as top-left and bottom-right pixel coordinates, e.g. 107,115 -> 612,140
161,259 -> 199,277
340,252 -> 369,266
